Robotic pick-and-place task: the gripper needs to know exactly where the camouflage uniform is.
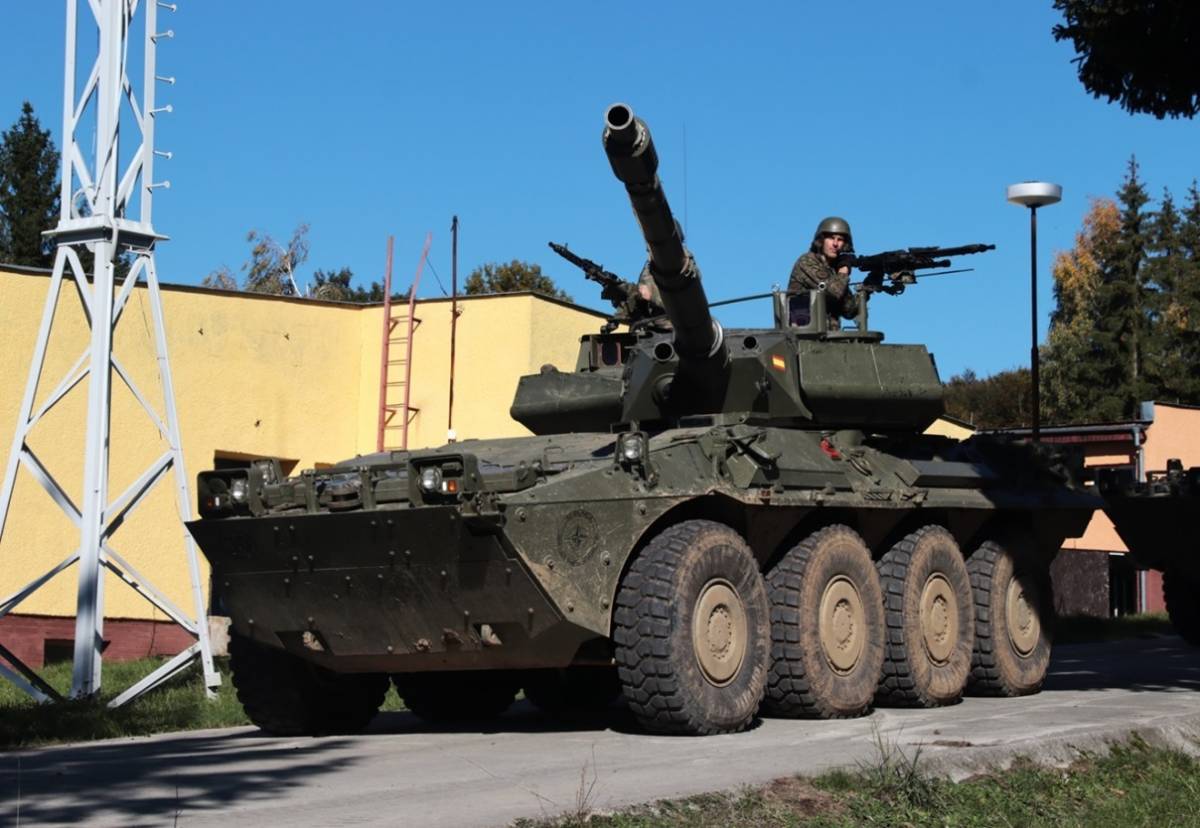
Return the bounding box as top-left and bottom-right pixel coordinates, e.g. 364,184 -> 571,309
787,251 -> 858,330
637,265 -> 663,308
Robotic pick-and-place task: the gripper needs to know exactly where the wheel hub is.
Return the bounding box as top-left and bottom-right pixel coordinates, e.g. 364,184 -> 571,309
1006,575 -> 1040,657
692,579 -> 747,686
919,573 -> 957,665
819,575 -> 866,674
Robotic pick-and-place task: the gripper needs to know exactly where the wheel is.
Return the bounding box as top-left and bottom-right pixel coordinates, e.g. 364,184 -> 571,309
763,525 -> 885,718
1164,568 -> 1200,646
522,666 -> 622,717
229,633 -> 388,736
876,525 -> 974,707
966,535 -> 1054,695
392,670 -> 519,723
612,519 -> 770,735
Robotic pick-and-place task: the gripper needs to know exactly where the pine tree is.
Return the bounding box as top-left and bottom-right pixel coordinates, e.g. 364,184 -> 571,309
0,102 -> 60,267
1098,157 -> 1154,417
1143,188 -> 1198,402
1154,181 -> 1200,401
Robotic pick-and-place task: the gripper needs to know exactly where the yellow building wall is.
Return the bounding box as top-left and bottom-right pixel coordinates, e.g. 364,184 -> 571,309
382,295 -> 603,450
0,268 -> 606,621
1142,403 -> 1200,473
924,417 -> 974,441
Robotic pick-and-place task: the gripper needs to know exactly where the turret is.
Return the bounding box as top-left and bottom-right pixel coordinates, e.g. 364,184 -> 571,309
509,103 -> 946,436
601,103 -> 728,372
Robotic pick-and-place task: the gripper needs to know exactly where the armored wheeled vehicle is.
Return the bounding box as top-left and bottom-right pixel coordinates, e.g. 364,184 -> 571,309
187,103 -> 1098,737
1101,460 -> 1200,644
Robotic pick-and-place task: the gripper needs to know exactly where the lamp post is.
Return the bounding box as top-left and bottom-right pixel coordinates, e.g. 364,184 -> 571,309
1006,182 -> 1062,441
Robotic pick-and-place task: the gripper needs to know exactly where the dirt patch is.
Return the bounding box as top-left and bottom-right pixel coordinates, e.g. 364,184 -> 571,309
760,776 -> 845,818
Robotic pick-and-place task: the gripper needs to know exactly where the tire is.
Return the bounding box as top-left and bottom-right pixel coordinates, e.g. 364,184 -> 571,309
612,520 -> 770,735
876,525 -> 974,707
392,670 -> 519,723
229,633 -> 388,736
522,666 -> 622,717
966,535 -> 1054,696
763,524 -> 885,719
1164,568 -> 1200,646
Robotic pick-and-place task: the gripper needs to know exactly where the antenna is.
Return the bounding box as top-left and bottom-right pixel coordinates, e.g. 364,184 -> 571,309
0,0 -> 220,704
682,122 -> 688,236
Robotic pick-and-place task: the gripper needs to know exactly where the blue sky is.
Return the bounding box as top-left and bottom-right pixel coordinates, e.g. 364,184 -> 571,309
2,2 -> 1195,379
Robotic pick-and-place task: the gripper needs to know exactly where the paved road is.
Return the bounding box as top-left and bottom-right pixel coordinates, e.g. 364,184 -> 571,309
2,636 -> 1198,828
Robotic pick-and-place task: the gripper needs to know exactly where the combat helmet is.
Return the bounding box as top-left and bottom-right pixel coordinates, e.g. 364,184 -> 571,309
810,216 -> 854,252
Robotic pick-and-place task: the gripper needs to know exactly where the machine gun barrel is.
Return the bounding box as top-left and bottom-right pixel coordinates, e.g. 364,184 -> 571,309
906,243 -> 996,258
602,103 -> 723,363
548,241 -> 622,290
847,243 -> 995,276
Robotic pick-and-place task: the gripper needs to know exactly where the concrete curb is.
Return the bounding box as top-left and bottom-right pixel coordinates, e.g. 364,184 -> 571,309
906,710 -> 1200,781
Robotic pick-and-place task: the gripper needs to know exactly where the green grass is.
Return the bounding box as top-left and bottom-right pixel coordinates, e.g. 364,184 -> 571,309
517,736 -> 1200,827
0,656 -> 407,750
1055,611 -> 1174,644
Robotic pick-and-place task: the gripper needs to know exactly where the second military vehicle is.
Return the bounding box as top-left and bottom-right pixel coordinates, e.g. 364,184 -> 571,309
187,103 -> 1099,737
1102,460 -> 1200,645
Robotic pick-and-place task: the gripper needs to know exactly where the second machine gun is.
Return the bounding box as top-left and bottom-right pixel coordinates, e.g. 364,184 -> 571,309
548,241 -> 665,332
843,244 -> 996,296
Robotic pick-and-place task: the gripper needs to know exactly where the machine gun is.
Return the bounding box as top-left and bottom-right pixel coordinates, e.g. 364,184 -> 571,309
548,241 -> 663,331
549,241 -> 627,302
843,243 -> 995,295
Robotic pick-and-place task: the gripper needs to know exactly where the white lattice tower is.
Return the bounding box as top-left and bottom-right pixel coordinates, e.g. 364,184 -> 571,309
0,0 -> 219,704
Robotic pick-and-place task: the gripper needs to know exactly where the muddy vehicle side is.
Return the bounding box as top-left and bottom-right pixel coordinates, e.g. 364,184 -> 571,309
1101,460 -> 1200,644
187,103 -> 1098,737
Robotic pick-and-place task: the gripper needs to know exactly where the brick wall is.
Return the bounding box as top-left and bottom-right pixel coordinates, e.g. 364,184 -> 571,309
0,614 -> 195,670
1051,549 -> 1110,617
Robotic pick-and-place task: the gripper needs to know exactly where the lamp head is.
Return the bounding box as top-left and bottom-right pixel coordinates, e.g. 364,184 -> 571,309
1007,182 -> 1062,208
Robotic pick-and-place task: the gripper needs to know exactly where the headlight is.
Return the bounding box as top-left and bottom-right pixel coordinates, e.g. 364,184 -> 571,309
621,433 -> 646,462
229,478 -> 249,503
419,466 -> 442,493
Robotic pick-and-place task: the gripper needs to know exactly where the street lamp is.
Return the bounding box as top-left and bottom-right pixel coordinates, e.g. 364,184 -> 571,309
1007,181 -> 1062,441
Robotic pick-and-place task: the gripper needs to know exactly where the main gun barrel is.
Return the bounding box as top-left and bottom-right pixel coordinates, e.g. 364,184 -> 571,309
602,103 -> 723,363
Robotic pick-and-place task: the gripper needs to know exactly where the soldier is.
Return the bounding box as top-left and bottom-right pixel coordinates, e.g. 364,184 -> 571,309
788,216 -> 858,329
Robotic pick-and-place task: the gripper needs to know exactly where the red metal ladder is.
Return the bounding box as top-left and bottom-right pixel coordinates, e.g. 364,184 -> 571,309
377,233 -> 431,451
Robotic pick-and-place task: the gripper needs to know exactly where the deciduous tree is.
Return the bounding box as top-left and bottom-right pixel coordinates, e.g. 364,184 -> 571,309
464,260 -> 571,301
943,368 -> 1034,429
309,267 -> 402,302
1040,197 -> 1126,423
200,265 -> 238,291
243,223 -> 310,295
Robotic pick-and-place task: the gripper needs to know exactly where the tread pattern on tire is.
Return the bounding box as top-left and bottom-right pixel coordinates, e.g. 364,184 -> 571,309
876,525 -> 972,708
764,524 -> 883,719
230,634 -> 388,736
612,519 -> 768,736
965,537 -> 1053,696
966,540 -> 1009,693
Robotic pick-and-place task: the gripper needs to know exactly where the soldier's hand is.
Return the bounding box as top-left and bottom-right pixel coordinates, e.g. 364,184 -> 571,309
861,272 -> 885,293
